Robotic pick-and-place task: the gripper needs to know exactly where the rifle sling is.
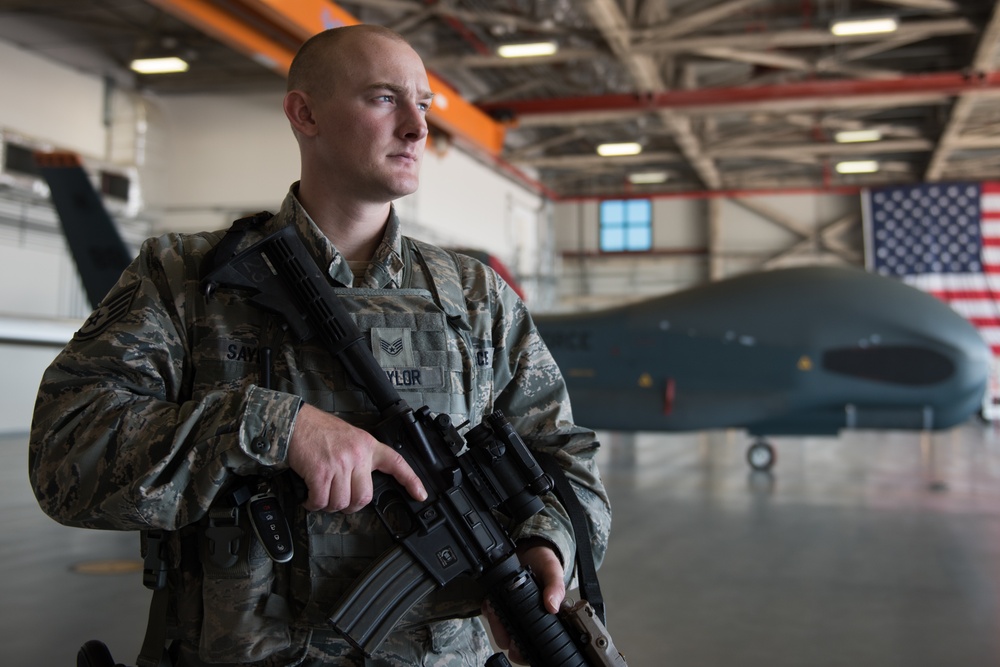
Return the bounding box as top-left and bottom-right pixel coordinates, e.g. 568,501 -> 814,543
536,453 -> 606,625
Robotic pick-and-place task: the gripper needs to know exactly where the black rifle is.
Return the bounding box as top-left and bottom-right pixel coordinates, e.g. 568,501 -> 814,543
203,224 -> 626,666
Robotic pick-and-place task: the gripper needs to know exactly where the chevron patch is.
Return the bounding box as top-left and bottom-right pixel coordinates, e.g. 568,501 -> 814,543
379,338 -> 404,356
372,327 -> 415,366
75,283 -> 139,341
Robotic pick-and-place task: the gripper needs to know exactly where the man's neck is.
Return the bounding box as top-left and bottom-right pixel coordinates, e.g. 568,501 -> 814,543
296,181 -> 391,261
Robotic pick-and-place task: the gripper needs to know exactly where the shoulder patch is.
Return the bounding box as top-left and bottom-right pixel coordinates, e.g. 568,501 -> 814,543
75,283 -> 140,341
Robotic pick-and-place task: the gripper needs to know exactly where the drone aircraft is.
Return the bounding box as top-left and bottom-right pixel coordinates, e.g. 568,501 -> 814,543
534,266 -> 990,469
35,151 -> 991,470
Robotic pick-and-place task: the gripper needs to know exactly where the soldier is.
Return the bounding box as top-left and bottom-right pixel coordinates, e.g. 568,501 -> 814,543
29,24 -> 611,667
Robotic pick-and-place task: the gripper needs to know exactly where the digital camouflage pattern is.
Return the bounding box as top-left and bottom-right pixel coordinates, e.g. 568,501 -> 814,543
175,617 -> 493,666
29,185 -> 611,666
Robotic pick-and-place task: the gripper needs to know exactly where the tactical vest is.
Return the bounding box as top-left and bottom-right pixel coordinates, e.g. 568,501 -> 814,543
160,220 -> 498,665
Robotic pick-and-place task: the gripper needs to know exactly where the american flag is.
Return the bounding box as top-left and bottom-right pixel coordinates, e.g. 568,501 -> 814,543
864,182 -> 1000,415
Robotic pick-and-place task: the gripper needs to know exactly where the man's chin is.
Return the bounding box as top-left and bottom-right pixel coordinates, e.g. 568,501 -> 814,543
388,179 -> 420,200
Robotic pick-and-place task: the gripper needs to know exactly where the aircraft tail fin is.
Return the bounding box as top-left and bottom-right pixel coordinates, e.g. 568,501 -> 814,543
34,151 -> 133,309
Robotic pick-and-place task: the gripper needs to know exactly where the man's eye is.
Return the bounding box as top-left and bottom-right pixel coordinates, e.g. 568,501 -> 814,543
418,102 -> 431,112
376,95 -> 394,103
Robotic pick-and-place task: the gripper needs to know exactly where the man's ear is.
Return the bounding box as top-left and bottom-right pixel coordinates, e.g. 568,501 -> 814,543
284,90 -> 319,137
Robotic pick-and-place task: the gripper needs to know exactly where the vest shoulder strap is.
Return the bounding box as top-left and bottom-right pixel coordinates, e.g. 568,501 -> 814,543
404,237 -> 474,332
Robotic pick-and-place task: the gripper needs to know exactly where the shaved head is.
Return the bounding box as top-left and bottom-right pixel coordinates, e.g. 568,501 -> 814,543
287,25 -> 412,98
282,21 -> 431,223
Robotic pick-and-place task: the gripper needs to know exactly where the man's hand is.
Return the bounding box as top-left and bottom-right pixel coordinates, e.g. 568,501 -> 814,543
482,539 -> 566,665
287,404 -> 426,513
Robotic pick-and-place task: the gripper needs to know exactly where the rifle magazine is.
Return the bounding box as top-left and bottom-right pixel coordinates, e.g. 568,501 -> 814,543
329,544 -> 438,655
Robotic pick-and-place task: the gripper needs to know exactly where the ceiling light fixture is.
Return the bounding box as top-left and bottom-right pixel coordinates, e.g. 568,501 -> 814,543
628,171 -> 669,184
129,56 -> 189,74
597,142 -> 642,157
834,129 -> 882,143
830,17 -> 898,36
835,160 -> 879,174
497,41 -> 558,59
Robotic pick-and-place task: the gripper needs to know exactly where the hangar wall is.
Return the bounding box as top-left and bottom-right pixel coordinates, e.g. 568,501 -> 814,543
0,41 -> 108,157
550,191 -> 863,311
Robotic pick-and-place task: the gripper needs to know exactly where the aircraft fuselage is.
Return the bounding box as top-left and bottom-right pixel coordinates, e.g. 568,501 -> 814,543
535,266 -> 989,436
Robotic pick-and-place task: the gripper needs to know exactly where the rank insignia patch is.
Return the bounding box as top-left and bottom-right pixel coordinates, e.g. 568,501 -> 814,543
372,327 -> 415,366
74,283 -> 139,341
379,338 -> 404,357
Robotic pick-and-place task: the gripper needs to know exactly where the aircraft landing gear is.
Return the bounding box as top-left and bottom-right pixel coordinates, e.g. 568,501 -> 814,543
747,439 -> 776,471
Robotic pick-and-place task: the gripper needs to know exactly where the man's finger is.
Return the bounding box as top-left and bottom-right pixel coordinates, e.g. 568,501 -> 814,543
538,558 -> 565,614
481,601 -> 510,650
373,444 -> 427,501
346,467 -> 374,513
518,544 -> 565,614
482,601 -> 530,664
301,472 -> 329,512
324,473 -> 352,513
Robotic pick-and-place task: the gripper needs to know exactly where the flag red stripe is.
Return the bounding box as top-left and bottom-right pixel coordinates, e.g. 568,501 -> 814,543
928,290 -> 1000,300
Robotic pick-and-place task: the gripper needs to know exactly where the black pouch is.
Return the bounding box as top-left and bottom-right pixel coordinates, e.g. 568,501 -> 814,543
197,504 -> 310,664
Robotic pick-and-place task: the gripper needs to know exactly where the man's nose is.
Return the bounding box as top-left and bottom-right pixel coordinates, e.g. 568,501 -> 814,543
400,103 -> 428,141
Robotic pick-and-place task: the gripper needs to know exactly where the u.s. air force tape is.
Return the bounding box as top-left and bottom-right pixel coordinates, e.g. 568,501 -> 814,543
75,283 -> 139,341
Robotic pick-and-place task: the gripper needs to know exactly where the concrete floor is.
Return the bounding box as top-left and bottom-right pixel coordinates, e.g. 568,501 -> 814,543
6,422 -> 1000,666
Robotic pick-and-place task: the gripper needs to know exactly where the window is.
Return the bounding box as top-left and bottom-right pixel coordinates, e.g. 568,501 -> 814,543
599,199 -> 651,252
3,141 -> 39,177
822,346 -> 953,386
100,171 -> 131,201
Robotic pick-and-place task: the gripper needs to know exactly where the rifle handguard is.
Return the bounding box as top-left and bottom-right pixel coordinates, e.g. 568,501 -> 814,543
484,556 -> 588,667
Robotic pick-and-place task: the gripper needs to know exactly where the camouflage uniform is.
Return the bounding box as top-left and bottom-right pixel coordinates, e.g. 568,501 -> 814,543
29,186 -> 612,666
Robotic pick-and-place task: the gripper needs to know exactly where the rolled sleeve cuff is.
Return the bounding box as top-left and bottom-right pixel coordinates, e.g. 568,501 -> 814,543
238,386 -> 303,466
510,511 -> 577,586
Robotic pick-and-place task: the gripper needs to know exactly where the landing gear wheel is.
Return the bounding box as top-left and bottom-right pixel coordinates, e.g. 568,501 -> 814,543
77,640 -> 121,667
747,440 -> 776,471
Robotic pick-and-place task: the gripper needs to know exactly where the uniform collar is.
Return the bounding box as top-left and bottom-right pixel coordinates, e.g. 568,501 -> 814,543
267,184 -> 406,289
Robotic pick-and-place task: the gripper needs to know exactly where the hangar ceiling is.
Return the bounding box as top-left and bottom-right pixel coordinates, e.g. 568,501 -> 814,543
1,0 -> 999,199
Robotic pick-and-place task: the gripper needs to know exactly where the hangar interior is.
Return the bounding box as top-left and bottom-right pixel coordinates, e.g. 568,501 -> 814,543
3,1 -> 1000,665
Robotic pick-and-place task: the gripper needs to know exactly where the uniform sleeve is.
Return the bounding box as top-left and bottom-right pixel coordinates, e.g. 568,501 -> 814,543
28,234 -> 302,532
482,269 -> 612,585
